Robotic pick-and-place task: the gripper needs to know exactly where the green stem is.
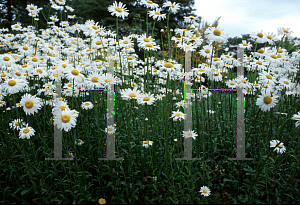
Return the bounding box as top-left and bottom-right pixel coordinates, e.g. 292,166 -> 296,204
152,19 -> 156,38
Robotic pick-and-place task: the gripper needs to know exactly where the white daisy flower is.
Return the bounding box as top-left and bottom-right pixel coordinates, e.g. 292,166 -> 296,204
19,93 -> 43,115
270,140 -> 286,154
2,78 -> 27,94
53,109 -> 78,131
142,140 -> 153,148
141,0 -> 159,9
291,111 -> 300,127
105,125 -> 116,134
107,1 -> 129,19
137,92 -> 156,105
148,7 -> 166,21
81,101 -> 94,110
9,118 -> 26,130
199,186 -> 211,197
19,123 -> 35,139
170,109 -> 186,121
205,26 -> 228,44
162,1 -> 180,14
68,152 -> 74,160
256,93 -> 279,112
120,87 -> 143,100
75,139 -> 84,146
182,130 -> 198,140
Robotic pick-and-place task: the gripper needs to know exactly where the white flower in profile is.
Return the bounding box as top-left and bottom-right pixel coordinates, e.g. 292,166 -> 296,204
199,186 -> 211,197
291,111 -> 300,127
75,139 -> 84,146
182,130 -> 198,140
142,140 -> 153,148
170,109 -> 186,121
270,140 -> 286,154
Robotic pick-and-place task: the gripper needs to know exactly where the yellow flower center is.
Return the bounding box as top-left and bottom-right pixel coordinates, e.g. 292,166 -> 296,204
175,113 -> 181,117
257,33 -> 263,38
127,57 -> 133,60
230,82 -> 235,85
283,30 -> 289,33
23,46 -> 28,50
115,7 -> 122,12
71,69 -> 79,76
277,49 -> 283,53
3,56 -> 10,61
143,97 -> 150,101
171,4 -> 175,8
8,80 -> 16,86
15,122 -> 20,126
16,72 -> 21,76
128,93 -> 136,98
96,41 -> 102,45
188,133 -> 193,136
254,84 -> 259,86
92,25 -> 97,30
145,43 -> 153,47
123,40 -> 129,44
263,96 -> 272,104
30,6 -> 34,10
203,190 -> 207,193
257,49 -> 264,54
256,61 -> 262,65
213,29 -> 221,36
266,74 -> 272,79
283,81 -> 289,84
60,105 -> 66,111
144,141 -> 149,144
164,62 -> 173,68
23,128 -> 30,133
243,43 -> 248,46
36,69 -> 43,73
147,0 -> 153,4
144,38 -> 150,42
84,103 -> 90,106
91,77 -> 99,82
270,54 -> 277,59
276,143 -> 283,148
61,114 -> 70,123
32,58 -> 37,62
267,35 -> 272,40
25,100 -> 33,108
155,12 -> 161,15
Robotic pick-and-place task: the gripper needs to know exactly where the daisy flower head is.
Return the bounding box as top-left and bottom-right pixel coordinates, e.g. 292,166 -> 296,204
176,42 -> 196,52
250,30 -> 268,44
148,7 -> 166,21
75,139 -> 84,146
108,1 -> 129,19
81,101 -> 94,110
2,78 -> 26,94
105,125 -> 116,134
68,152 -> 74,160
270,140 -> 286,154
137,92 -> 157,105
225,79 -> 237,89
19,123 -> 35,139
239,40 -> 253,51
170,109 -> 186,121
199,186 -> 211,197
256,92 -> 279,112
182,130 -> 198,140
20,93 -> 43,115
53,109 -> 78,131
11,22 -> 22,31
162,1 -> 180,14
199,44 -> 213,58
277,27 -> 294,39
291,111 -> 300,127
9,118 -> 26,130
120,87 -> 142,100
141,0 -> 159,9
142,140 -> 153,148
205,27 -> 228,43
